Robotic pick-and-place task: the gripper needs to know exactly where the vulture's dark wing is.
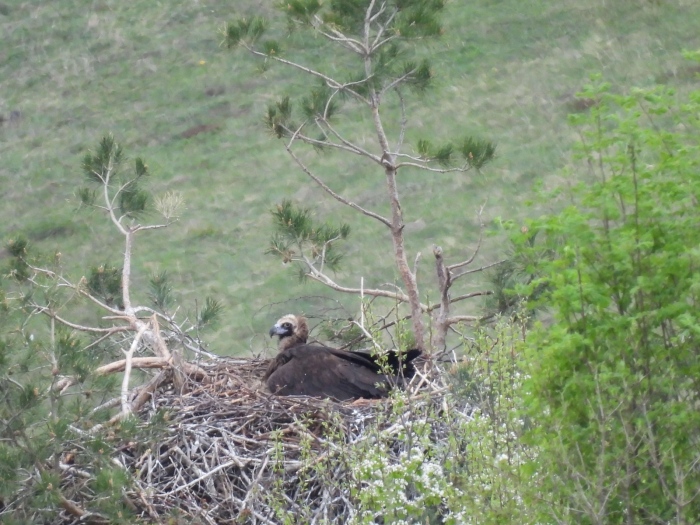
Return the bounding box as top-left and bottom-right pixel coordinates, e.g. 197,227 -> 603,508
265,345 -> 388,400
352,349 -> 422,379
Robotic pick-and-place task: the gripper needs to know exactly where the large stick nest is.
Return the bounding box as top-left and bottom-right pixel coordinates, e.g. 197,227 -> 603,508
52,354 -> 459,524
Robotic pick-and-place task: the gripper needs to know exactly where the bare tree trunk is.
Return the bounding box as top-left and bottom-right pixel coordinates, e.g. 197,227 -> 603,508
370,87 -> 426,350
384,163 -> 426,351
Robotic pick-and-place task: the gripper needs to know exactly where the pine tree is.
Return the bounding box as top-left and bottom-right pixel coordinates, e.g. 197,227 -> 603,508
0,136 -> 222,521
224,0 -> 497,351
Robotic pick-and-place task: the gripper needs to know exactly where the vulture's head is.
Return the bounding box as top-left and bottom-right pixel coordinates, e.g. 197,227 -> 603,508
269,314 -> 309,352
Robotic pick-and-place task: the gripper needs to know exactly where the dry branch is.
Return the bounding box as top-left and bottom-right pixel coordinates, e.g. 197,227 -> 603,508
95,357 -> 169,375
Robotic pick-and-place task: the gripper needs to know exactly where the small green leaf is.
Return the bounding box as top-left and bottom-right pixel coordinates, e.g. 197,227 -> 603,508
301,84 -> 339,121
262,39 -> 282,56
198,297 -> 224,329
403,59 -> 432,92
224,16 -> 267,47
283,0 -> 322,24
149,270 -> 173,310
265,96 -> 295,138
82,135 -> 124,183
77,187 -> 96,207
417,139 -> 432,157
460,136 -> 497,169
118,181 -> 149,217
134,157 -> 148,178
6,237 -> 28,258
87,264 -> 123,308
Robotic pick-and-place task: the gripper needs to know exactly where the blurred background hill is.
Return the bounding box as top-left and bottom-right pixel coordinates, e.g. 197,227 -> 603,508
2,0 -> 699,355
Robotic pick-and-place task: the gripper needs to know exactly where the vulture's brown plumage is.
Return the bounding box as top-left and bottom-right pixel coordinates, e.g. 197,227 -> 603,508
264,314 -> 422,401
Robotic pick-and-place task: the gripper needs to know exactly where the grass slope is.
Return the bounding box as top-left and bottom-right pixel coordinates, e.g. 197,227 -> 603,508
1,0 -> 699,354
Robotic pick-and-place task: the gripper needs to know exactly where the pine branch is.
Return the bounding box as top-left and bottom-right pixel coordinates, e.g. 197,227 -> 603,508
448,203 -> 486,272
413,251 -> 422,277
128,370 -> 169,414
290,123 -> 379,160
58,495 -> 92,520
311,17 -> 365,54
367,2 -> 399,51
305,265 -> 409,305
363,0 -> 376,52
25,265 -> 125,316
447,291 -> 494,304
318,234 -> 342,275
394,160 -> 473,173
379,67 -> 418,98
242,44 -> 370,105
49,310 -> 129,334
313,119 -> 383,163
451,259 -> 508,281
283,134 -> 392,228
134,223 -> 171,232
79,289 -> 125,315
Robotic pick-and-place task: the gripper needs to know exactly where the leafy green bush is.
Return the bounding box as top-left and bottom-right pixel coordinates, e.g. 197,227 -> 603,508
515,73 -> 700,523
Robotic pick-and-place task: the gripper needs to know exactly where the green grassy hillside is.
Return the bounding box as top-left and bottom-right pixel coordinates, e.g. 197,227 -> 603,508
2,0 -> 699,354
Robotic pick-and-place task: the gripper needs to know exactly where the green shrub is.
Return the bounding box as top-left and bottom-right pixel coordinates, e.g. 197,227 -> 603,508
516,74 -> 700,523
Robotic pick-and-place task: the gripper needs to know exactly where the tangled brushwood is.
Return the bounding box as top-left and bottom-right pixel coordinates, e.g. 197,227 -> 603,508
43,354 -> 468,525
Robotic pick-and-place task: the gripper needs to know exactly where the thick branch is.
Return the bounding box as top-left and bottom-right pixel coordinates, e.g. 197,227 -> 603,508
148,314 -> 173,360
95,356 -> 169,375
121,324 -> 148,414
363,0 -> 375,57
122,229 -> 134,314
355,33 -> 426,349
129,370 -> 169,413
58,495 -> 90,520
444,315 -> 484,324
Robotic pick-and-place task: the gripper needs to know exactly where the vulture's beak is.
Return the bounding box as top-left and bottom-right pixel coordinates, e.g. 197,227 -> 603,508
269,324 -> 286,337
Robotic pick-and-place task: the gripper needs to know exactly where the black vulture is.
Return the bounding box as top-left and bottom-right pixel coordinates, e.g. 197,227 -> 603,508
264,314 -> 422,401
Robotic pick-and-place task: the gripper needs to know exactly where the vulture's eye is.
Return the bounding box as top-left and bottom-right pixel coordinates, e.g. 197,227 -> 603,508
283,323 -> 292,329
